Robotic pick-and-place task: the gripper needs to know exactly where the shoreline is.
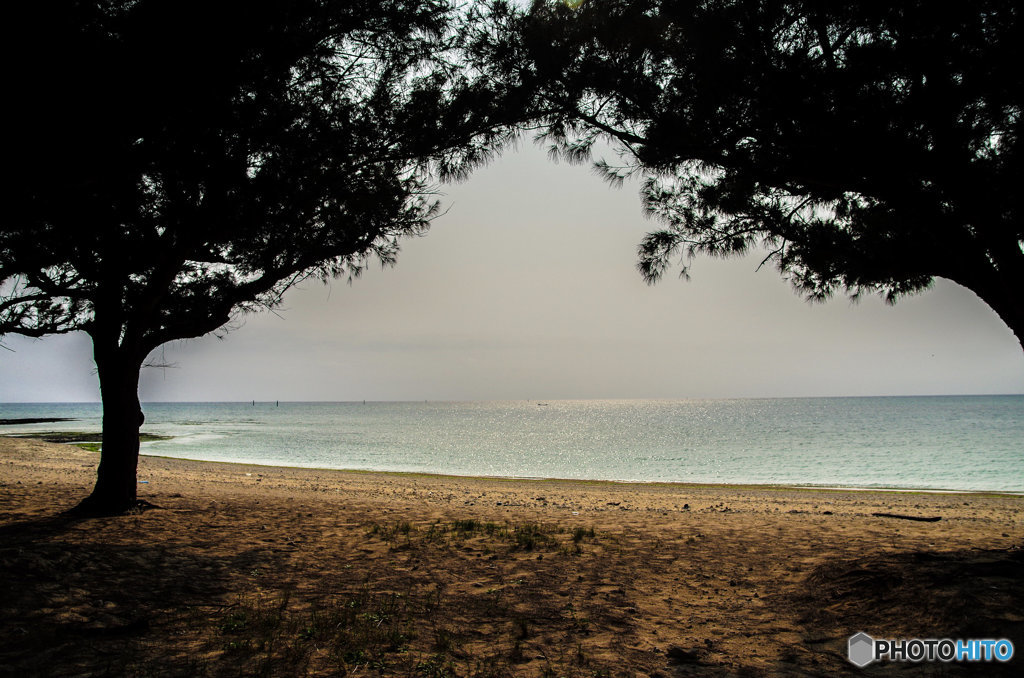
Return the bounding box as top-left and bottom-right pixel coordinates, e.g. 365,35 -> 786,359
3,432 -> 1020,495
2,436 -> 1022,676
140,450 -> 1024,497
4,394 -> 1022,496
5,435 -> 1023,522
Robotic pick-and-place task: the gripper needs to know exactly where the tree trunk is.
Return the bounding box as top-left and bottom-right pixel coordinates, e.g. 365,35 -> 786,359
71,348 -> 146,515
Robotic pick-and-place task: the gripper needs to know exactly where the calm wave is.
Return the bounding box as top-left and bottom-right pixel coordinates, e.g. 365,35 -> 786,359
2,397 -> 1021,492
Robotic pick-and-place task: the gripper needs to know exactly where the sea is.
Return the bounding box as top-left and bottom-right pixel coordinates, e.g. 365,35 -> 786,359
1,396 -> 1022,493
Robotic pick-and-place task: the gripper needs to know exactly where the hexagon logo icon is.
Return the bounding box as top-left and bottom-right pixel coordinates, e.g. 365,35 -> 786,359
848,632 -> 875,667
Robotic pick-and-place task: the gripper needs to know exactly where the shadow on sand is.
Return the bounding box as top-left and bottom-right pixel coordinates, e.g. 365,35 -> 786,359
0,506 -> 1020,677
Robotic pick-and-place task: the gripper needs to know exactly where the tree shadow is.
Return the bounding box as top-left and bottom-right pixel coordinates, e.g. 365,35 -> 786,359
0,513 -> 87,544
0,512 -> 291,678
762,547 -> 1024,677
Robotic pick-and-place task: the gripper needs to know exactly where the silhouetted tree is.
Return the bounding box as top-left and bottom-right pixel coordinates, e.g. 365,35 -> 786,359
1,0 -> 524,513
494,0 -> 1023,348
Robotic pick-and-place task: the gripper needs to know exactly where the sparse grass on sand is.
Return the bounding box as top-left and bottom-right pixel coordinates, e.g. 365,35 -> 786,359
1,437 -> 1022,677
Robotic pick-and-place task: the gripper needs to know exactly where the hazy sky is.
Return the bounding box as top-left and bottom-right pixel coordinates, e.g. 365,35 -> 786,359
2,144 -> 1022,402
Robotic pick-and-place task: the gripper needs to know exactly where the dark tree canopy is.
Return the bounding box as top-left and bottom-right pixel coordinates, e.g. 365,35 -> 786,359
0,0 -> 524,513
4,0 -> 515,349
494,0 -> 1023,348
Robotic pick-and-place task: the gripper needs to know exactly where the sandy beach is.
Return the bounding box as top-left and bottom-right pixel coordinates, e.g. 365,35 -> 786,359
1,436 -> 1021,677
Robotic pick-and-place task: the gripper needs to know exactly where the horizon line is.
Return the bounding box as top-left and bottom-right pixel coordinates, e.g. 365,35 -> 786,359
3,392 -> 1023,405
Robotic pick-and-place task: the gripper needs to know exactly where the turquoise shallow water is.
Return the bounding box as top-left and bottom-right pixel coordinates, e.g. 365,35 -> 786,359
2,396 -> 1022,492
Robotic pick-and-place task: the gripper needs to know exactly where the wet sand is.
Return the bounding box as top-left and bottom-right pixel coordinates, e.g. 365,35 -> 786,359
1,437 -> 1021,676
